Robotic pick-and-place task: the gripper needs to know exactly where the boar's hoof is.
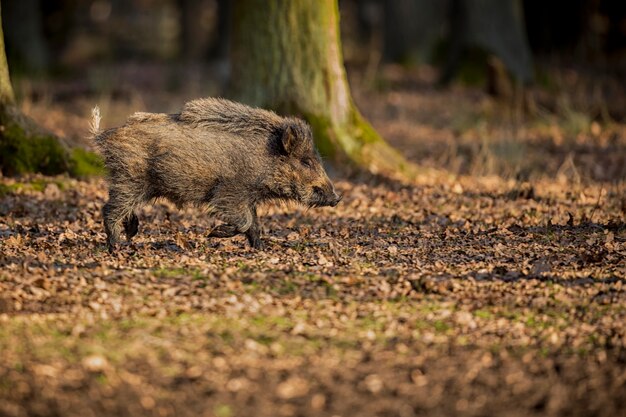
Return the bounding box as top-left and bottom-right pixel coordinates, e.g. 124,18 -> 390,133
209,224 -> 240,238
247,236 -> 265,250
124,214 -> 139,240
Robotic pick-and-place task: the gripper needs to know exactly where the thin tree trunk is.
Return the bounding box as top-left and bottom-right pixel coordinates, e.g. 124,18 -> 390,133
231,0 -> 414,178
0,5 -> 14,106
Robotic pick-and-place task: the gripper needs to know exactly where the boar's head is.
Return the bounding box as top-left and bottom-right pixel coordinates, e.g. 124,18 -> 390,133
269,119 -> 341,208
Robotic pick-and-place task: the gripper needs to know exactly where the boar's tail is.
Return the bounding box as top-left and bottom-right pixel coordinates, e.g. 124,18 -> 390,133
89,105 -> 102,139
89,105 -> 115,146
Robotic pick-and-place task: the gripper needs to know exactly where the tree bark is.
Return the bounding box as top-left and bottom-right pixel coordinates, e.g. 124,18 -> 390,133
383,0 -> 447,65
0,4 -> 14,106
230,0 -> 413,177
3,0 -> 50,74
441,0 -> 534,85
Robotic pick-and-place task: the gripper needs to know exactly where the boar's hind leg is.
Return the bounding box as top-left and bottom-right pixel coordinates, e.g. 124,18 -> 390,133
103,202 -> 123,252
103,198 -> 141,253
123,213 -> 139,240
208,205 -> 264,249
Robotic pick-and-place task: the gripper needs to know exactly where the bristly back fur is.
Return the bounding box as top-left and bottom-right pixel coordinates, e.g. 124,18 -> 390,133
179,97 -> 284,136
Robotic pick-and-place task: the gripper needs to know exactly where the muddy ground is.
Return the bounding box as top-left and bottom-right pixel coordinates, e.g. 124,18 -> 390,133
1,66 -> 625,417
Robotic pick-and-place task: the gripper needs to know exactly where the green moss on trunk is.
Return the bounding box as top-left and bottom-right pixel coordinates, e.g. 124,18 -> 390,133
0,106 -> 103,177
309,107 -> 417,178
69,148 -> 105,177
0,108 -> 67,175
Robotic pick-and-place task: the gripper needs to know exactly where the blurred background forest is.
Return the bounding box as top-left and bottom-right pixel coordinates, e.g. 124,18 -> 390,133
2,3 -> 626,416
2,0 -> 626,181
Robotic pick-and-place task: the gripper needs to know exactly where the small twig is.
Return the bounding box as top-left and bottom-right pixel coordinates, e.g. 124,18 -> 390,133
588,186 -> 604,224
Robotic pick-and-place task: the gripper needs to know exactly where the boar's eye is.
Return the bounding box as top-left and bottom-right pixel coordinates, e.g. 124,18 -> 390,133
301,158 -> 313,168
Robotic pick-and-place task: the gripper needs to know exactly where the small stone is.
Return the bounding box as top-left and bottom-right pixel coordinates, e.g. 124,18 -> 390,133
277,377 -> 309,399
82,355 -> 108,372
364,374 -> 383,394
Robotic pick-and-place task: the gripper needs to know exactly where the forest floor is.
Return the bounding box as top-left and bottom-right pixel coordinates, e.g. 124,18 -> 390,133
1,65 -> 625,417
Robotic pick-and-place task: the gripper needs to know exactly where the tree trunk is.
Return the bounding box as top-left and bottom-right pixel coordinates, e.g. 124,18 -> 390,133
466,0 -> 533,84
178,0 -> 208,61
3,0 -> 50,73
0,3 -> 101,176
230,0 -> 413,177
0,3 -> 13,106
383,0 -> 447,65
441,0 -> 534,85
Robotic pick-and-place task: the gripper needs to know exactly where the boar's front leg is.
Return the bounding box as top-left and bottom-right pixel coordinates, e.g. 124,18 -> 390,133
244,207 -> 263,250
208,205 -> 264,249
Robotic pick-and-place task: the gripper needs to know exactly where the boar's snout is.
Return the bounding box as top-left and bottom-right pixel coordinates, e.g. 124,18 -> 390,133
311,184 -> 342,208
328,190 -> 342,207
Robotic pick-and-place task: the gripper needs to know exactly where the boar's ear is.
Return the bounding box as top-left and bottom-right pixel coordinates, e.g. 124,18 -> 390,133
279,125 -> 298,155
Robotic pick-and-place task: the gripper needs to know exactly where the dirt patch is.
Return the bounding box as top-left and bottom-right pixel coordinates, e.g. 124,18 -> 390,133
0,172 -> 624,417
1,67 -> 625,416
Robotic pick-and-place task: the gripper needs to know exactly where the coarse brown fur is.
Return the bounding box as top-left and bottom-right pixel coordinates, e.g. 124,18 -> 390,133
92,98 -> 341,252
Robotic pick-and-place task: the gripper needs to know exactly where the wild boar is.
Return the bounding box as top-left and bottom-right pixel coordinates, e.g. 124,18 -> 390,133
91,98 -> 341,252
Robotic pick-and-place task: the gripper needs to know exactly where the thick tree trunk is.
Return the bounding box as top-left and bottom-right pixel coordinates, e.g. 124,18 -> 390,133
441,0 -> 534,85
0,4 -> 101,176
231,0 -> 413,177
